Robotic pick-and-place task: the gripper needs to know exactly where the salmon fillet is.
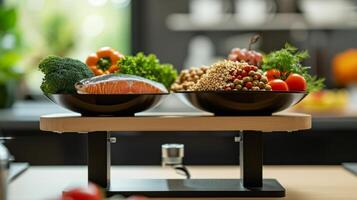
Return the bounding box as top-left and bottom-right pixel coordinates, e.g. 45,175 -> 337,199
76,74 -> 168,94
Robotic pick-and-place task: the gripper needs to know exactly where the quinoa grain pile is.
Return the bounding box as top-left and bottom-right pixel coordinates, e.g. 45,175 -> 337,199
192,60 -> 247,91
171,60 -> 271,92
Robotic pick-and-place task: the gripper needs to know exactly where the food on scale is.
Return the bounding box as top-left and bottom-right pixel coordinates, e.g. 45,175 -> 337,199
228,34 -> 263,67
39,41 -> 324,95
76,74 -> 168,94
268,79 -> 289,91
117,53 -> 177,89
171,66 -> 209,92
192,60 -> 270,91
285,73 -> 307,91
39,55 -> 94,94
39,48 -> 176,95
173,42 -> 324,93
228,48 -> 263,67
178,60 -> 270,92
86,47 -> 124,76
262,43 -> 324,92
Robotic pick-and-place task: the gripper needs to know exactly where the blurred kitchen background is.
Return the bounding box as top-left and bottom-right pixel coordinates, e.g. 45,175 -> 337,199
1,0 -> 357,165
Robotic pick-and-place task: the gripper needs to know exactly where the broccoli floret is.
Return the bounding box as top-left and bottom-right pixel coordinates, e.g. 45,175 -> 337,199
39,55 -> 94,94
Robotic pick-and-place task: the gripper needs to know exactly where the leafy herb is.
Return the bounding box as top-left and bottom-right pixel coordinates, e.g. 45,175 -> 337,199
262,43 -> 324,92
118,53 -> 177,89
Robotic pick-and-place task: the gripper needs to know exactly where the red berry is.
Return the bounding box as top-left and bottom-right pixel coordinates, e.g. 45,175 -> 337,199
245,82 -> 253,89
251,66 -> 258,71
243,66 -> 251,72
254,74 -> 261,80
241,70 -> 248,77
237,75 -> 243,80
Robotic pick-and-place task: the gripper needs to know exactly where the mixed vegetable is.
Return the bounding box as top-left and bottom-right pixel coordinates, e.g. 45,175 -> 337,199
39,41 -> 324,95
262,43 -> 324,92
39,47 -> 177,94
174,41 -> 324,93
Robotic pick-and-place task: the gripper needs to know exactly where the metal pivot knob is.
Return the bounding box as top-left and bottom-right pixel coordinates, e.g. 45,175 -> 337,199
161,144 -> 184,166
161,143 -> 191,179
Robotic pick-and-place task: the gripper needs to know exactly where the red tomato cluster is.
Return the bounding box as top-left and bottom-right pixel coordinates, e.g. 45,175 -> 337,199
265,69 -> 307,92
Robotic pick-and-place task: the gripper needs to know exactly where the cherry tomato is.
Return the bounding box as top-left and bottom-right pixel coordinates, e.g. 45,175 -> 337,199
62,183 -> 103,200
268,79 -> 289,91
285,73 -> 307,91
265,69 -> 281,81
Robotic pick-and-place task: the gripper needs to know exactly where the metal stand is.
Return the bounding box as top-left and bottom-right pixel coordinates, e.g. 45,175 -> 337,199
88,132 -> 111,189
87,131 -> 285,198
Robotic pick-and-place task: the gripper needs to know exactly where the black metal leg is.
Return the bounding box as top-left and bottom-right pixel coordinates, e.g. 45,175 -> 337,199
85,130 -> 284,198
240,131 -> 263,188
88,132 -> 111,188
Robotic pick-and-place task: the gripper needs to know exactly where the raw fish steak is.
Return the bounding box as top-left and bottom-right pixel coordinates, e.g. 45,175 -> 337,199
75,74 -> 168,94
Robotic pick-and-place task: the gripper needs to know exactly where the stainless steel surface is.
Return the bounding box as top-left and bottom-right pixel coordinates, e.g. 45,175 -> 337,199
0,143 -> 10,200
161,144 -> 184,166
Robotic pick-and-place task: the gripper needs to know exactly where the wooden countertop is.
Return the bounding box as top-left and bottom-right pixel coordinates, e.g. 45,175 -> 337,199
9,166 -> 357,200
40,113 -> 311,133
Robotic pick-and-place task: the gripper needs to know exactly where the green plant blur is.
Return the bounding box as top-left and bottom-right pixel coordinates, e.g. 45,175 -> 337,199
0,6 -> 22,84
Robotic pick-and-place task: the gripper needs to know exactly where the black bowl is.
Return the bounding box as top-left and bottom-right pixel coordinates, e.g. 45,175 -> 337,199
177,91 -> 307,116
46,94 -> 167,116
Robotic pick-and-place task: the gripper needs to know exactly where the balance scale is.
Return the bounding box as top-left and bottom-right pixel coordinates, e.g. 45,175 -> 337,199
40,112 -> 311,198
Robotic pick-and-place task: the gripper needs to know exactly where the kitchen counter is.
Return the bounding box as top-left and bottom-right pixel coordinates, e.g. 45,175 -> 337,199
9,165 -> 357,200
1,100 -> 357,131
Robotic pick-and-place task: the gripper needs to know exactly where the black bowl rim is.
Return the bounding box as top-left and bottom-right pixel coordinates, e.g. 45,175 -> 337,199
173,91 -> 308,95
